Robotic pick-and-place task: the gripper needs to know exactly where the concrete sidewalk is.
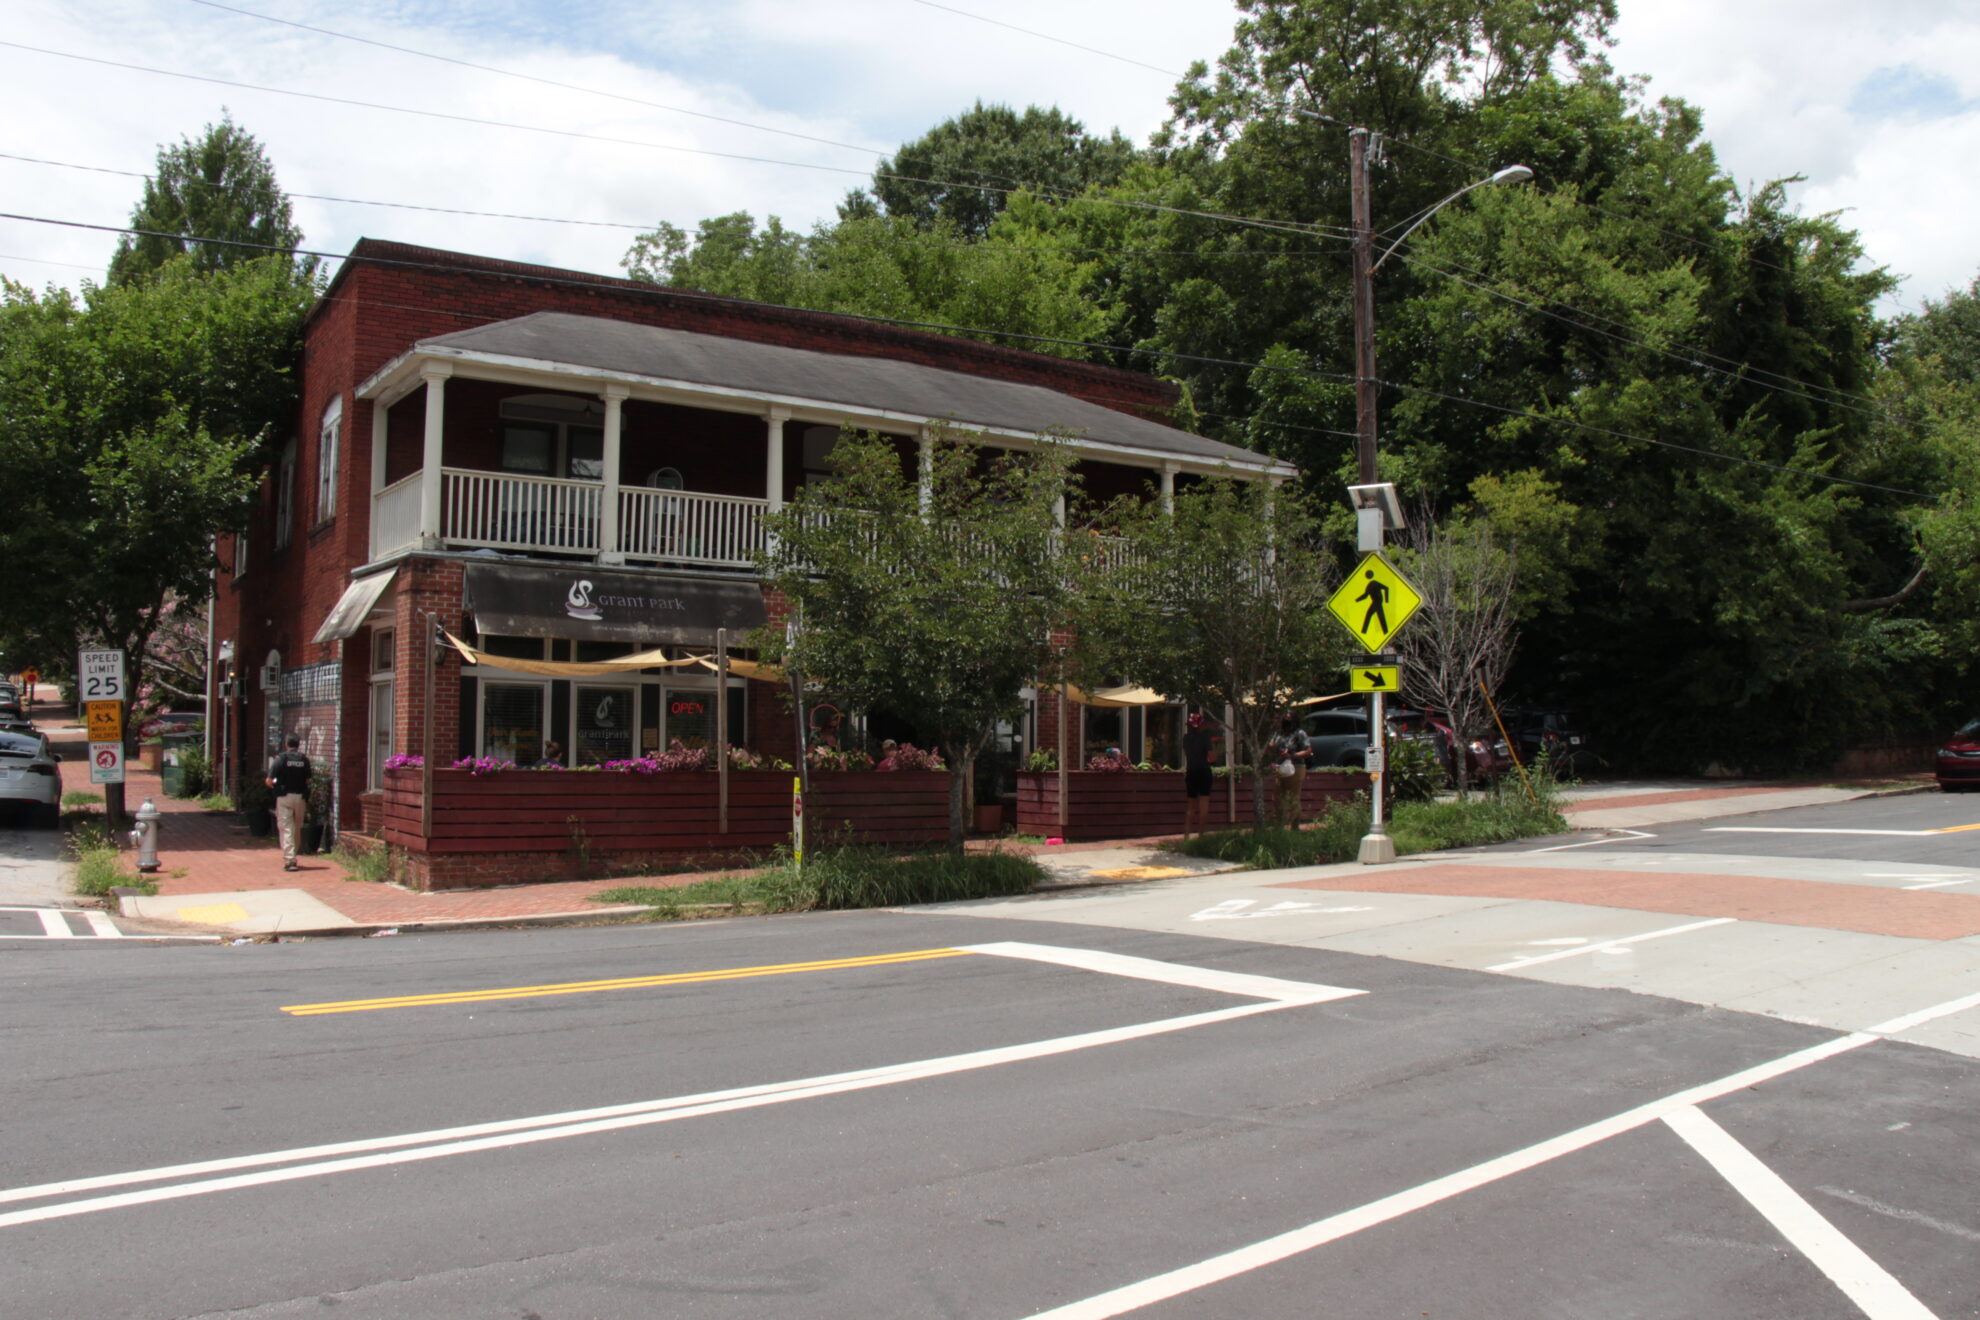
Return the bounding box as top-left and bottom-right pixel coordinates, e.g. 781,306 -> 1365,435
28,675 -> 1926,941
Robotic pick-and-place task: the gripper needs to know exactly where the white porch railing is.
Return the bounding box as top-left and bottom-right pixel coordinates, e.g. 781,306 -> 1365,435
620,487 -> 766,567
372,473 -> 423,558
442,468 -> 602,554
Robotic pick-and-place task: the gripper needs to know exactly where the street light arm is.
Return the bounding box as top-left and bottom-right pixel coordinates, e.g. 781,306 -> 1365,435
1371,165 -> 1532,274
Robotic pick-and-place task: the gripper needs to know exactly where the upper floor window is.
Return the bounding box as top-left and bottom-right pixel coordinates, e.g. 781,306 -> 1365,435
316,395 -> 342,521
499,394 -> 605,481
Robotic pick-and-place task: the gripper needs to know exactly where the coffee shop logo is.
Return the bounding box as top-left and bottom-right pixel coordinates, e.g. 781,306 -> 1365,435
565,579 -> 602,621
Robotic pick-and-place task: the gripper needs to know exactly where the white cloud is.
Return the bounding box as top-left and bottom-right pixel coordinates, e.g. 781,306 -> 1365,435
3,0 -> 1974,315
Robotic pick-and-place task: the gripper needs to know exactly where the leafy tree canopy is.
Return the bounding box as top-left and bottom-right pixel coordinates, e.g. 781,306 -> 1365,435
756,428 -> 1077,847
859,101 -> 1142,238
108,114 -> 312,286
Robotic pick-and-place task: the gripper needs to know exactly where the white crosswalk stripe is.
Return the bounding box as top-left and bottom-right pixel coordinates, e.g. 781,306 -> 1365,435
0,905 -> 125,939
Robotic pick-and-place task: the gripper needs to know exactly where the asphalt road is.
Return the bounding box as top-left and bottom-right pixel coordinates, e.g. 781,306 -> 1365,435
4,793 -> 1978,1318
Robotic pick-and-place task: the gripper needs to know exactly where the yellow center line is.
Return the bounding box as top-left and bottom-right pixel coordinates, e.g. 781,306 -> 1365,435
280,948 -> 973,1016
1930,822 -> 1980,835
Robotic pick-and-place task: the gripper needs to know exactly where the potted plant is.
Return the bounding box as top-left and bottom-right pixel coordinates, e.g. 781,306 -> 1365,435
236,777 -> 274,838
302,773 -> 334,854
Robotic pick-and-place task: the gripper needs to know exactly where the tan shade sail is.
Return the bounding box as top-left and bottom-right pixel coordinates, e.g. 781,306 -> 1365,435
695,656 -> 785,683
1043,683 -> 1173,709
442,631 -> 705,676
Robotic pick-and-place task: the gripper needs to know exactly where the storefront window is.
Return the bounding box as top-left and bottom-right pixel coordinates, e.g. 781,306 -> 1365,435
1083,707 -> 1126,763
575,685 -> 635,765
484,683 -> 544,765
1143,705 -> 1183,769
665,689 -> 713,749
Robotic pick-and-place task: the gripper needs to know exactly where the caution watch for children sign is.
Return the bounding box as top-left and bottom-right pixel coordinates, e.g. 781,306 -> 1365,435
1326,552 -> 1422,652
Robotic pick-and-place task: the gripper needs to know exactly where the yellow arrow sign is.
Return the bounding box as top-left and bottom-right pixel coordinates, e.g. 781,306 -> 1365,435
1350,665 -> 1400,694
1327,553 -> 1422,651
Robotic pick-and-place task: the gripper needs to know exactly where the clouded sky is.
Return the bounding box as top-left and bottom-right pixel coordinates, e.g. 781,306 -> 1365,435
4,0 -> 1976,317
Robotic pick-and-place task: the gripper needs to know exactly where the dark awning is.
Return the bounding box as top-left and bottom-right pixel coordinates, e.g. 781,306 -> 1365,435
312,568 -> 398,643
464,563 -> 767,645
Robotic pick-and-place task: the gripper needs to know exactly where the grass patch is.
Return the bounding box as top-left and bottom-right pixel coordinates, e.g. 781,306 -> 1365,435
334,842 -> 389,885
199,792 -> 235,812
595,846 -> 1046,920
66,817 -> 155,896
61,790 -> 103,809
1170,781 -> 1567,870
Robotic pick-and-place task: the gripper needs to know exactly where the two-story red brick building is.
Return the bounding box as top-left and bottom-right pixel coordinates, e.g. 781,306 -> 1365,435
208,239 -> 1290,881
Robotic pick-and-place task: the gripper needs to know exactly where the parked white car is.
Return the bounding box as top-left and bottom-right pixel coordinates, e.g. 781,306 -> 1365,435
0,728 -> 61,827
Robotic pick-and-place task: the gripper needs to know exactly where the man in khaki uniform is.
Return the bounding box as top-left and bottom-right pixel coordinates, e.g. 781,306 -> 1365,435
265,736 -> 312,871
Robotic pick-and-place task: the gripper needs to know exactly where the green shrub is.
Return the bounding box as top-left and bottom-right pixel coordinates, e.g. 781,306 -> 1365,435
200,792 -> 235,812
173,744 -> 211,798
69,818 -> 130,896
1168,779 -> 1565,871
1386,737 -> 1444,804
596,846 -> 1046,919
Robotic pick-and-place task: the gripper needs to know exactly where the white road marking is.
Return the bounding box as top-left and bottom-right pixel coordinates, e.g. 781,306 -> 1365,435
1485,918 -> 1735,973
959,942 -> 1363,1005
1901,878 -> 1970,891
1663,1106 -> 1938,1320
1525,938 -> 1590,947
1186,899 -> 1375,923
35,908 -> 67,938
1708,827 -> 1937,837
1027,982 -> 1980,1319
1026,1030 -> 1876,1319
0,943 -> 1362,1226
1523,829 -> 1655,853
83,910 -> 121,937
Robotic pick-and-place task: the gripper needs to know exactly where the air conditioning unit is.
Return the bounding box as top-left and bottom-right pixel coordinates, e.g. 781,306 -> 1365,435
260,664 -> 279,692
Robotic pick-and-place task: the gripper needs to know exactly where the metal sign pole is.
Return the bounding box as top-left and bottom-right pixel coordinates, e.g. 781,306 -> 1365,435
716,627 -> 729,834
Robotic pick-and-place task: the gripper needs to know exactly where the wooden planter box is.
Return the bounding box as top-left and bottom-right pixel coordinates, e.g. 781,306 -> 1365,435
381,768 -> 950,864
1015,769 -> 1371,841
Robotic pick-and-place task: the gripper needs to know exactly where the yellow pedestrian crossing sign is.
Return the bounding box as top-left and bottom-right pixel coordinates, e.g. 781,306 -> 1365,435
1327,552 -> 1422,651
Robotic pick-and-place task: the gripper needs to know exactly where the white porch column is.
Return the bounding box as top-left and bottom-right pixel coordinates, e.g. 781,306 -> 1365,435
598,384 -> 628,564
918,426 -> 936,517
417,366 -> 450,547
764,407 -> 790,512
1160,462 -> 1176,515
369,398 -> 390,560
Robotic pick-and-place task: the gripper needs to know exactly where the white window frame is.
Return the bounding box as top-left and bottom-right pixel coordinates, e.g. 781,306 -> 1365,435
317,395 -> 342,522
367,627 -> 395,790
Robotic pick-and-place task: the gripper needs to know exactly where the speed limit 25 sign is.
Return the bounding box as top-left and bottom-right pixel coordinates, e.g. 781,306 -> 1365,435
78,649 -> 126,702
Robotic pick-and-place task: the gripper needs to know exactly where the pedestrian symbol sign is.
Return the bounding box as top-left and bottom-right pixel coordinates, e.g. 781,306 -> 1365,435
1327,553 -> 1421,651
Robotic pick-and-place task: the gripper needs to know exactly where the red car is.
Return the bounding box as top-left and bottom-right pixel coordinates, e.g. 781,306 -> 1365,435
1936,718 -> 1980,792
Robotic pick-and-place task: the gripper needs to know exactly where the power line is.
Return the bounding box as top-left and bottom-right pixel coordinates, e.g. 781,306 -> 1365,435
1,211 -> 1925,502
906,0 -> 1186,78
0,150 -> 1357,259
0,40 -> 1349,245
183,0 -> 891,159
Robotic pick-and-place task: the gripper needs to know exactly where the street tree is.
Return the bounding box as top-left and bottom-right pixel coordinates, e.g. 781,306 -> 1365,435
756,428 -> 1076,849
0,255 -> 315,817
1072,478 -> 1346,823
1390,517 -> 1519,795
861,102 -> 1141,238
108,115 -> 311,285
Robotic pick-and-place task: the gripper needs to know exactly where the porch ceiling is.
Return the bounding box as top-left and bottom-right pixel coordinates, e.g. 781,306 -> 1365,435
356,311 -> 1291,478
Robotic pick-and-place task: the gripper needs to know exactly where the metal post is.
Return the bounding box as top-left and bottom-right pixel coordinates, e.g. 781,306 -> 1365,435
1352,126 -> 1396,865
420,610 -> 435,841
716,627 -> 729,833
1350,126 -> 1379,486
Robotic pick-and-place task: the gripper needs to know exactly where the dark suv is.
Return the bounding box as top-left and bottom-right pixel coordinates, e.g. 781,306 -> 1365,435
1504,708 -> 1594,775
